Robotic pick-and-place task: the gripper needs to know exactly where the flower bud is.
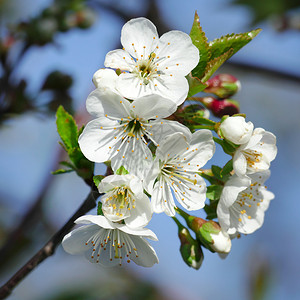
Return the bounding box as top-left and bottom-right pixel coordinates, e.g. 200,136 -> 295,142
174,218 -> 204,269
219,116 -> 253,145
201,97 -> 240,118
191,218 -> 231,254
205,74 -> 241,98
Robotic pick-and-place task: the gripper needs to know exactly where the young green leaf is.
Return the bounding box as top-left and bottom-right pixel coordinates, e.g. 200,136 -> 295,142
56,105 -> 78,150
204,200 -> 218,220
93,175 -> 105,187
186,74 -> 207,97
209,29 -> 261,62
201,49 -> 234,82
190,11 -> 210,79
116,166 -> 129,175
221,159 -> 233,178
51,168 -> 74,175
206,184 -> 223,201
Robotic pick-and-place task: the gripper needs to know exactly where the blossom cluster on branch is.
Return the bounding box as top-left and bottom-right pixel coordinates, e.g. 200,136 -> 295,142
59,15 -> 277,269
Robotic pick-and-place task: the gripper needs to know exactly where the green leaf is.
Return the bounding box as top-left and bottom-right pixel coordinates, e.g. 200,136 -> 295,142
56,105 -> 78,150
204,201 -> 218,220
190,11 -> 210,79
211,165 -> 222,181
201,49 -> 234,82
59,161 -> 76,169
190,116 -> 216,126
77,125 -> 84,139
206,184 -> 223,201
116,166 -> 129,175
97,201 -> 103,215
221,159 -> 233,178
93,175 -> 104,187
186,74 -> 207,97
51,168 -> 74,175
209,29 -> 261,62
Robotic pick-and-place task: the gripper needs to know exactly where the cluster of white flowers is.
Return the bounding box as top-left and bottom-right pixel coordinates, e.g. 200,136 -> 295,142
218,116 -> 277,235
62,18 -> 277,268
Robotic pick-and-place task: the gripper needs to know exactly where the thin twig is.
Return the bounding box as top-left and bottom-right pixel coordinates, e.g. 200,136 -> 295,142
0,190 -> 101,299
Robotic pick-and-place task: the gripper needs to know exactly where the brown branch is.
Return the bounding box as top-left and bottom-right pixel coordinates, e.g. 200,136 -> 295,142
0,189 -> 101,299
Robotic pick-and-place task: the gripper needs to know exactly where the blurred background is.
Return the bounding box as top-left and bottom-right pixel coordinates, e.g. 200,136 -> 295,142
0,0 -> 300,299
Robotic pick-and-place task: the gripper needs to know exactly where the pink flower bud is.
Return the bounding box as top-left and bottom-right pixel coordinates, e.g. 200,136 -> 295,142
205,74 -> 241,99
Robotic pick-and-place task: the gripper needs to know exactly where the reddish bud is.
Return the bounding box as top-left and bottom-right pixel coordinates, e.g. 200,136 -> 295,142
201,97 -> 240,118
205,74 -> 241,98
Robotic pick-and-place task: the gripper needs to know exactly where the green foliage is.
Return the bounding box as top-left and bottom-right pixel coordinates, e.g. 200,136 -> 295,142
190,11 -> 210,79
97,201 -> 103,215
115,166 -> 129,175
208,29 -> 261,62
201,49 -> 234,83
93,175 -> 104,187
56,105 -> 78,150
204,200 -> 218,220
189,12 -> 261,86
54,105 -> 94,181
206,184 -> 223,201
186,74 -> 207,97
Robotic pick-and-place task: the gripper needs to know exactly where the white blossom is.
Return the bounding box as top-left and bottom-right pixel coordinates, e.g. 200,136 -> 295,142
78,88 -> 190,179
233,128 -> 277,177
104,17 -> 199,105
62,215 -> 159,267
217,171 -> 274,235
147,130 -> 215,216
98,174 -> 152,228
219,116 -> 253,145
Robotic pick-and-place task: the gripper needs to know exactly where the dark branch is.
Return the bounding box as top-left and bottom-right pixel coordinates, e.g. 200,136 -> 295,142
0,190 -> 101,299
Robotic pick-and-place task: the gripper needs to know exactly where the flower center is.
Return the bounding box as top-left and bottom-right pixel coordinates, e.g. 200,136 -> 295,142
243,149 -> 263,167
104,186 -> 135,217
125,119 -> 143,137
135,53 -> 157,84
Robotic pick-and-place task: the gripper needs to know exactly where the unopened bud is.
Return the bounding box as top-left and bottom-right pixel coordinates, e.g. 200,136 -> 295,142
174,218 -> 204,269
205,74 -> 241,98
193,218 -> 231,254
219,115 -> 253,145
177,209 -> 231,254
201,97 -> 240,118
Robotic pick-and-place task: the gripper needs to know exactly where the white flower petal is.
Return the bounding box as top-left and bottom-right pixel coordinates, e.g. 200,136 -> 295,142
92,68 -> 119,91
130,94 -> 177,120
156,132 -> 190,162
86,89 -> 129,119
150,119 -> 191,147
129,235 -> 159,267
151,180 -> 166,214
217,201 -> 231,232
120,17 -> 159,59
125,193 -> 152,228
156,30 -> 199,75
233,151 -> 247,177
104,49 -> 135,71
116,72 -> 145,99
62,225 -> 99,254
152,74 -> 189,105
220,175 -> 251,207
172,173 -> 206,211
118,224 -> 158,241
78,117 -> 120,163
75,215 -> 116,229
111,138 -> 153,180
183,130 -> 215,169
98,174 -> 131,193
